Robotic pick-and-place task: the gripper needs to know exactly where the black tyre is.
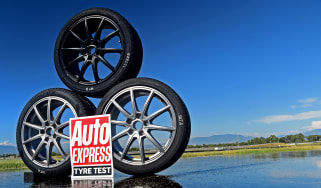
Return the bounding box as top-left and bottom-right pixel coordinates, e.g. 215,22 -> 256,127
54,8 -> 143,97
96,78 -> 191,175
16,88 -> 95,176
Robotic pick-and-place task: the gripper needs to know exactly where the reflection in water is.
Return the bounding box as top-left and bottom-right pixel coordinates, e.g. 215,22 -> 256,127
251,150 -> 321,160
24,172 -> 114,188
16,150 -> 321,187
23,172 -> 181,188
24,172 -> 71,187
115,175 -> 182,188
72,179 -> 113,188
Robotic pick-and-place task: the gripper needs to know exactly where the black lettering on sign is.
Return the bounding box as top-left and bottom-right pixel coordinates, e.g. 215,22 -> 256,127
73,165 -> 112,176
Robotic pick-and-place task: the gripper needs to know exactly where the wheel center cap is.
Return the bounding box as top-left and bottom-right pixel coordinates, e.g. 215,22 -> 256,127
132,119 -> 144,130
87,45 -> 96,55
45,127 -> 54,136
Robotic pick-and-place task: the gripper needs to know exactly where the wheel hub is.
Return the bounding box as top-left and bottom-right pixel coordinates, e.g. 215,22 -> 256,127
87,45 -> 97,55
45,126 -> 54,136
132,119 -> 144,130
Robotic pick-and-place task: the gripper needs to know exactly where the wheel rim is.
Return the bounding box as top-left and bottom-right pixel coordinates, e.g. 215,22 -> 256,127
59,15 -> 124,85
21,96 -> 77,168
103,86 -> 177,166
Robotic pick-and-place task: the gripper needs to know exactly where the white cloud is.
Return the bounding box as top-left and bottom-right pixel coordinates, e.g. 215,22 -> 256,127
240,132 -> 263,137
0,141 -> 15,146
304,121 -> 321,131
290,97 -> 317,108
270,130 -> 301,136
253,110 -> 321,124
292,104 -> 314,109
290,105 -> 297,109
239,130 -> 301,137
298,97 -> 318,104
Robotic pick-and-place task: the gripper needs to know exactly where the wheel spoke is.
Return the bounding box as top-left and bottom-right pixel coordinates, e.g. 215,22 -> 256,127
101,29 -> 119,44
57,121 -> 69,130
78,60 -> 90,81
46,142 -> 53,167
145,105 -> 171,121
56,132 -> 69,140
130,88 -> 138,117
96,55 -> 115,72
97,48 -> 123,54
65,55 -> 85,70
94,18 -> 105,40
23,122 -> 44,130
112,100 -> 132,119
121,134 -> 135,160
61,48 -> 85,51
147,124 -> 174,132
32,139 -> 45,160
137,137 -> 145,164
69,30 -> 84,43
92,62 -> 100,83
53,103 -> 67,124
47,99 -> 51,121
145,132 -> 164,152
23,134 -> 42,144
84,19 -> 91,39
142,90 -> 154,116
111,120 -> 129,127
53,139 -> 66,159
33,105 -> 45,124
112,128 -> 129,141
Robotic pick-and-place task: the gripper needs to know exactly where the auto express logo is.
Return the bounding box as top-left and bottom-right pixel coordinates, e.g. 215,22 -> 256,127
69,115 -> 113,179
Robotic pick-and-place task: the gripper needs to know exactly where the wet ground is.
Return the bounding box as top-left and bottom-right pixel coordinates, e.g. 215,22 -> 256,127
2,150 -> 321,187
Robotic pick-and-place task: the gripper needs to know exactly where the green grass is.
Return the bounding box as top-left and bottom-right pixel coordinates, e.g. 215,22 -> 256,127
181,144 -> 321,158
0,159 -> 27,171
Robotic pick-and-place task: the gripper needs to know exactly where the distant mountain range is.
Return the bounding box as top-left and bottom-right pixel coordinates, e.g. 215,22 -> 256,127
2,129 -> 321,154
303,129 -> 321,136
188,134 -> 254,145
0,145 -> 18,155
188,129 -> 321,145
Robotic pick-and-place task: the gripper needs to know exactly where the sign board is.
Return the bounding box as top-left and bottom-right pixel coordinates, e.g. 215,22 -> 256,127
69,115 -> 113,179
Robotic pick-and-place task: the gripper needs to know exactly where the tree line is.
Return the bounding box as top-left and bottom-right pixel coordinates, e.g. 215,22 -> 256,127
187,133 -> 321,148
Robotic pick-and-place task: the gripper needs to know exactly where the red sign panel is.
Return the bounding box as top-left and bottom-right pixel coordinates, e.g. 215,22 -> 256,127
69,115 -> 113,179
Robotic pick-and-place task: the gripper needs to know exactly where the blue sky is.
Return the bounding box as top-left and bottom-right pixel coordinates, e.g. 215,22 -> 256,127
2,0 -> 321,145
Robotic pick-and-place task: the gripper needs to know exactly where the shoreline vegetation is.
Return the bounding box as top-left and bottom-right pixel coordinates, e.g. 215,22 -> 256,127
182,143 -> 321,158
1,143 -> 321,171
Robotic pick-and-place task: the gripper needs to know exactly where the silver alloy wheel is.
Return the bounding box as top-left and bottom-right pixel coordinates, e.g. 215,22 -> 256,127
21,96 -> 77,168
103,86 -> 177,165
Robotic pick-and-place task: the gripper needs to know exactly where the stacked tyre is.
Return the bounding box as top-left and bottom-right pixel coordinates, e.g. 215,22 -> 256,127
16,8 -> 191,176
